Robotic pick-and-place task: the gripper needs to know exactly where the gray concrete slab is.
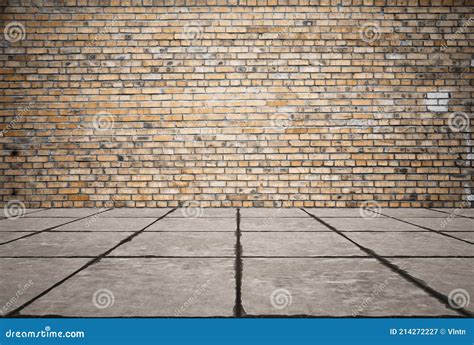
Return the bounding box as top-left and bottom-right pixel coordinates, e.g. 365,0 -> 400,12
240,218 -> 329,231
99,208 -> 172,218
146,218 -> 235,232
0,218 -> 77,232
241,258 -> 456,316
109,232 -> 235,257
443,232 -> 474,243
400,217 -> 473,231
2,209 -> 47,218
0,258 -> 90,316
379,208 -> 447,218
321,218 -> 425,231
21,258 -> 235,317
52,218 -> 154,232
240,208 -> 308,218
0,232 -> 35,244
24,209 -> 48,214
1,208 -> 471,318
0,232 -> 132,257
170,208 -> 236,218
242,232 -> 364,257
24,209 -> 103,218
390,258 -> 474,312
433,208 -> 474,218
304,208 -> 381,218
345,232 -> 474,256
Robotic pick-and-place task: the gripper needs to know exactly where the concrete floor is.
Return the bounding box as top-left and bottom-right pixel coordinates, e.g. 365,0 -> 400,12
0,207 -> 473,317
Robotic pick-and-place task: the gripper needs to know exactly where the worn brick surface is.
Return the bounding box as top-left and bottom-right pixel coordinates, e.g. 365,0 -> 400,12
0,1 -> 473,208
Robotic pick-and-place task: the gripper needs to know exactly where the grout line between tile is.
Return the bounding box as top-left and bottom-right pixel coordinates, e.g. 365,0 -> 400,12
425,207 -> 474,220
23,208 -> 53,216
372,211 -> 474,245
233,208 -> 245,317
0,208 -> 114,246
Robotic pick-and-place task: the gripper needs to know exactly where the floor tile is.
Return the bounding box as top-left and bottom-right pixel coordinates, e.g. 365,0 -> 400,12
169,208 -> 236,218
379,208 -> 447,218
433,208 -> 474,218
0,232 -> 132,257
0,218 -> 77,232
443,232 -> 474,243
1,208 -> 471,318
0,258 -> 90,316
345,232 -> 474,256
146,218 -> 235,232
98,208 -> 172,218
241,258 -> 456,316
0,232 -> 34,244
21,258 -> 235,317
2,209 -> 47,219
109,232 -> 235,257
242,232 -> 363,257
240,208 -> 308,218
24,209 -> 103,218
304,208 -> 381,218
400,218 -> 473,231
24,209 -> 48,214
390,258 -> 474,312
240,218 -> 329,231
52,218 -> 154,232
321,218 -> 424,231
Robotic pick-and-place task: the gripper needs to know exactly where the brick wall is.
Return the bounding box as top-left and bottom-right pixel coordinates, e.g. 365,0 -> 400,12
1,0 -> 472,208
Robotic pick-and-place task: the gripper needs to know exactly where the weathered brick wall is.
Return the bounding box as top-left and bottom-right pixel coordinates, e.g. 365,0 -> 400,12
1,0 -> 473,208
